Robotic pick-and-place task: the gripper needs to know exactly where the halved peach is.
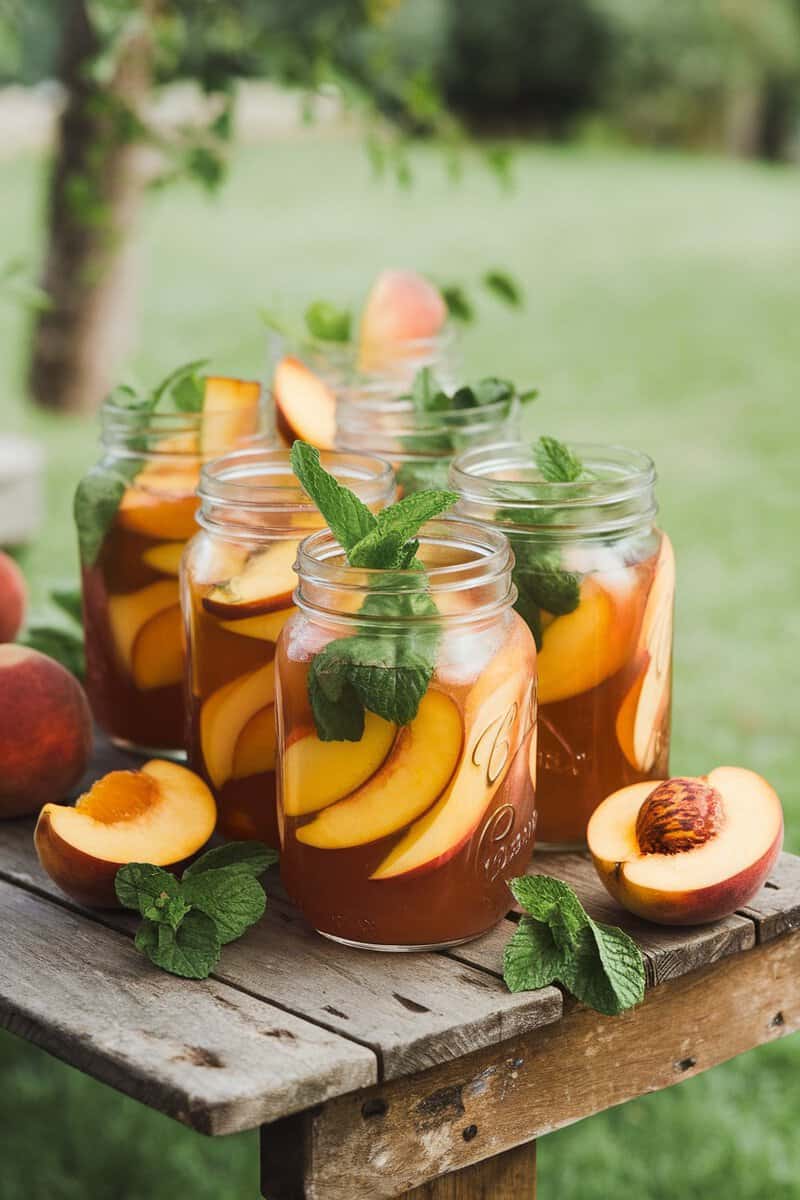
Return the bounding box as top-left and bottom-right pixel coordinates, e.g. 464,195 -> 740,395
587,768 -> 783,925
231,703 -> 277,780
108,580 -> 180,675
537,574 -> 640,706
201,376 -> 261,456
200,661 -> 276,790
34,759 -> 216,908
218,606 -> 298,643
273,355 -> 336,450
130,604 -> 184,690
372,626 -> 531,880
358,269 -> 447,373
283,711 -> 397,817
296,691 -> 462,849
616,535 -> 675,771
203,540 -> 300,619
142,541 -> 186,577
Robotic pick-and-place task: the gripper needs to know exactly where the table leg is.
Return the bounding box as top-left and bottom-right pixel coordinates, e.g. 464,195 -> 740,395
404,1141 -> 536,1199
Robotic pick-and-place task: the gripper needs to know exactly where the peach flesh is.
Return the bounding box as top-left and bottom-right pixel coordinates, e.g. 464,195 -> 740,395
0,644 -> 92,818
587,768 -> 783,925
0,550 -> 27,642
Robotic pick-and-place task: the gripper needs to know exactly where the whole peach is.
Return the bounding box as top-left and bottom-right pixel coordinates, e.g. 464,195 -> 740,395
0,644 -> 92,818
0,550 -> 27,642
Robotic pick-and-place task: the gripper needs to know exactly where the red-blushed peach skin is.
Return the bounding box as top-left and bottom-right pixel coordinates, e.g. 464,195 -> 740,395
0,550 -> 27,642
587,768 -> 784,925
34,759 -> 216,908
0,645 -> 92,817
202,540 -> 301,620
273,356 -> 337,451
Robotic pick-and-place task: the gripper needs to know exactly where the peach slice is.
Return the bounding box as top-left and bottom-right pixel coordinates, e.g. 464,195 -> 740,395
537,574 -> 639,706
372,633 -> 530,880
190,539 -> 249,587
616,535 -> 675,771
203,540 -> 300,620
200,661 -> 276,789
130,604 -> 184,690
358,269 -> 447,373
296,691 -> 462,849
34,759 -> 216,908
218,606 -> 298,643
587,768 -> 784,925
273,355 -> 337,450
201,376 -> 261,456
108,580 -> 180,675
142,541 -> 186,577
283,711 -> 397,817
231,704 -> 277,780
117,470 -> 200,541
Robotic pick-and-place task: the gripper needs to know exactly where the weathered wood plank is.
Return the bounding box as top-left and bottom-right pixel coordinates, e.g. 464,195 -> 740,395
447,852 -> 755,988
276,931 -> 800,1199
0,879 -> 375,1135
405,1143 -> 536,1199
739,852 -> 800,942
0,818 -> 562,1081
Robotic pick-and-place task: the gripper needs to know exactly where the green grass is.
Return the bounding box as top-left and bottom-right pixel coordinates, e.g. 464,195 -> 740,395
2,137 -> 799,1198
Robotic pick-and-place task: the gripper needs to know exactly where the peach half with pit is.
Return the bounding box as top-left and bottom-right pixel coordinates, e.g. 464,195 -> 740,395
0,645 -> 93,818
273,355 -> 337,451
587,768 -> 783,925
35,759 -> 216,908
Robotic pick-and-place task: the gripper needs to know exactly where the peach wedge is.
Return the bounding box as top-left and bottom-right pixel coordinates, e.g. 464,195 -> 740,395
283,711 -> 396,818
274,355 -> 337,451
203,540 -> 300,620
587,768 -> 783,925
34,760 -> 216,908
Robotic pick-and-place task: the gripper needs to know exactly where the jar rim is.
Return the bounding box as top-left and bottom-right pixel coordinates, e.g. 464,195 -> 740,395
198,445 -> 395,515
101,381 -> 265,455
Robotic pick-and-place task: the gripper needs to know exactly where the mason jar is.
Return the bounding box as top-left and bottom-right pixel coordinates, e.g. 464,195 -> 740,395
77,381 -> 265,755
450,441 -> 674,849
183,447 -> 395,846
275,518 -> 538,950
336,381 -> 520,494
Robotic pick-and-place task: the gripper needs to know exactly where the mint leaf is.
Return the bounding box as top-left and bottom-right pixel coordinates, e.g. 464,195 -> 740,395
150,358 -> 209,410
514,553 -> 580,619
135,911 -> 221,980
483,269 -> 523,308
396,460 -> 451,495
535,436 -> 584,483
115,863 -> 185,925
440,284 -> 474,324
348,490 -> 457,569
18,623 -> 85,678
183,841 -> 277,880
74,461 -> 139,566
307,668 -> 365,741
410,367 -> 449,413
307,634 -> 431,739
503,874 -> 646,1017
290,441 -> 377,553
305,300 -> 351,343
182,868 -> 266,944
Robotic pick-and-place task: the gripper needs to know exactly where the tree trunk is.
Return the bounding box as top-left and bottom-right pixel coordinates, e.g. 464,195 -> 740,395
28,1 -> 155,414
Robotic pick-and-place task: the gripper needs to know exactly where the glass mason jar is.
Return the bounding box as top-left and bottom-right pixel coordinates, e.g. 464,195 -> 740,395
183,447 -> 395,847
77,384 -> 265,755
336,381 -> 520,494
450,442 -> 674,849
275,518 -> 538,950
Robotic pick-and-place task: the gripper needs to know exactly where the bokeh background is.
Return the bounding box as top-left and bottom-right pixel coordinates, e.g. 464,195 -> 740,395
1,2 -> 799,1197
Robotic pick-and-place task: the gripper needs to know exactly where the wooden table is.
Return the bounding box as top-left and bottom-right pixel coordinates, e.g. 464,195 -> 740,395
1,738 -> 799,1198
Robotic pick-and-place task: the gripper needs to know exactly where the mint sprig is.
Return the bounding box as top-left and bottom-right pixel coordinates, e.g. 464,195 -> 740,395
535,435 -> 585,484
290,441 -> 456,740
406,368 -> 537,417
115,841 -> 277,980
503,876 -> 645,1017
305,300 -> 351,343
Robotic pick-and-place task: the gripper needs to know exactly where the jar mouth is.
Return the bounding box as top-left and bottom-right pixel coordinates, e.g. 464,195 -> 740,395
450,441 -> 657,538
295,518 -> 516,625
101,383 -> 265,456
337,389 -> 520,442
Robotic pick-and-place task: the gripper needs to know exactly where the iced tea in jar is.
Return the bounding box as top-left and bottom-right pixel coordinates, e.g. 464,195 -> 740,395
183,447 -> 395,846
76,372 -> 264,755
275,445 -> 537,949
451,439 -> 674,848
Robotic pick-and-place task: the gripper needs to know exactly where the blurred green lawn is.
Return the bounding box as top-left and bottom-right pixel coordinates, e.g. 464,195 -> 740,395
1,137 -> 799,1199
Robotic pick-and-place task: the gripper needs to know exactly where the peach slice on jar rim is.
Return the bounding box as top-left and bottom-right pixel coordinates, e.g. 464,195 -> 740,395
200,376 -> 261,457
295,690 -> 462,850
616,534 -> 675,771
202,540 -> 300,619
200,660 -> 276,790
274,355 -> 337,451
34,759 -> 216,909
357,269 -> 447,373
587,768 -> 783,925
282,710 -> 397,818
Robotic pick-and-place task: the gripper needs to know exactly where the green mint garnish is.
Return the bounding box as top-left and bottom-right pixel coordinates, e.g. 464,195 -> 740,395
438,267 -> 524,324
406,368 -> 536,416
289,441 -> 456,740
304,299 -> 351,343
483,269 -> 523,308
115,841 -> 277,980
503,876 -> 645,1017
535,435 -> 585,483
